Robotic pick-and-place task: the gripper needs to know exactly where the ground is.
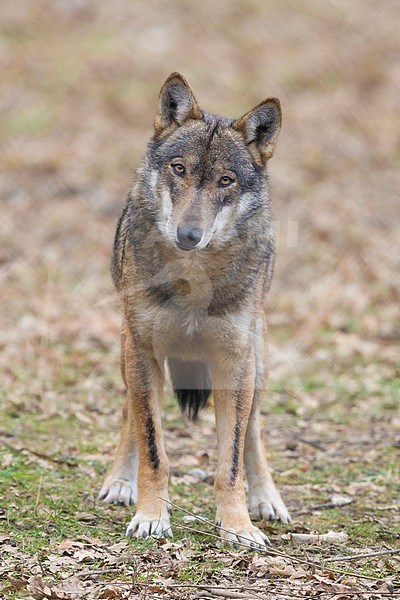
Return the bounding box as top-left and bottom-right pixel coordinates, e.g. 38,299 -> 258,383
0,1 -> 399,598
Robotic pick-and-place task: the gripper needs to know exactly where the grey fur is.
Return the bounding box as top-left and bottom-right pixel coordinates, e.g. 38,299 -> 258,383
102,74 -> 291,543
112,75 -> 279,403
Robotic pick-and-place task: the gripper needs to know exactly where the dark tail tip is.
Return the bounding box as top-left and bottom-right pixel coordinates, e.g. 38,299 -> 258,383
167,358 -> 211,421
174,388 -> 211,420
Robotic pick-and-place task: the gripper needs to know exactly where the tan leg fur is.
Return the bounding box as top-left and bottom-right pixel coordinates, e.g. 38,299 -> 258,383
100,327 -> 171,537
212,346 -> 271,548
99,328 -> 139,506
244,313 -> 291,523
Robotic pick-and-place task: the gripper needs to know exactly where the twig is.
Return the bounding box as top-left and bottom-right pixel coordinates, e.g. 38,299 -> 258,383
37,557 -> 47,577
0,430 -> 15,438
173,523 -> 378,588
0,438 -> 77,467
174,523 -> 267,554
99,580 -> 311,597
86,579 -> 400,598
161,498 -> 322,568
160,498 -> 277,553
72,567 -> 124,579
299,437 -> 326,451
196,589 -> 262,599
295,502 -> 342,515
327,548 -> 400,562
284,531 -> 348,544
159,498 -> 391,583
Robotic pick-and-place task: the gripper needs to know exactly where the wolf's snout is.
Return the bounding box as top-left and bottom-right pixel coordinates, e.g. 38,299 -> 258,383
177,225 -> 203,250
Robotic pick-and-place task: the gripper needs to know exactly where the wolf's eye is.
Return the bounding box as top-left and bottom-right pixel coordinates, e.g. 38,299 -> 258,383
172,163 -> 185,176
219,176 -> 234,187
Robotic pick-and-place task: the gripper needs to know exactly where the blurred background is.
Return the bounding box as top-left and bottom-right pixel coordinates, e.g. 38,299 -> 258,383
1,3 -> 399,591
1,0 -> 399,438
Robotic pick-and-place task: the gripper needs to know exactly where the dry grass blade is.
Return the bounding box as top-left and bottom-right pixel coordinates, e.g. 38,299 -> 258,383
84,579 -> 400,598
162,498 -> 328,567
196,589 -> 263,599
327,548 -> 400,562
34,474 -> 43,515
73,567 -> 125,579
0,438 -> 77,467
160,497 -> 280,554
161,498 -> 394,584
174,523 -> 269,554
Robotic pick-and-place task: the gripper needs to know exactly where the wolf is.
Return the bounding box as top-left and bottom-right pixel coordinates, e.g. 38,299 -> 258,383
98,73 -> 290,548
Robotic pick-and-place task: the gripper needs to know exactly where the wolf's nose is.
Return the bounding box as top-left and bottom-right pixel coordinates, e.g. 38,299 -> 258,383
177,225 -> 203,250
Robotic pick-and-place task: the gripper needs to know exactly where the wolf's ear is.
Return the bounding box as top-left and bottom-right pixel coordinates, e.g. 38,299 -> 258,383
154,73 -> 201,137
233,98 -> 282,164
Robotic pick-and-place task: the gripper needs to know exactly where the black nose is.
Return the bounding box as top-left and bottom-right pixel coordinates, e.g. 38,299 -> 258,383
177,225 -> 203,250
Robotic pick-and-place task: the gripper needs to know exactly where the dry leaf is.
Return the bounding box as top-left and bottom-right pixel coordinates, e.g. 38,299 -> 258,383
346,481 -> 386,496
58,540 -> 84,552
268,563 -> 307,579
96,587 -> 124,599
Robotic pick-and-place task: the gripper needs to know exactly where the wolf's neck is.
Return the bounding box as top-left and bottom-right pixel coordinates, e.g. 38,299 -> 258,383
128,198 -> 271,316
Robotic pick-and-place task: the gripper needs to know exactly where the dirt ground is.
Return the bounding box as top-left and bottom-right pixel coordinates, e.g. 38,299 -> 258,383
1,1 -> 399,598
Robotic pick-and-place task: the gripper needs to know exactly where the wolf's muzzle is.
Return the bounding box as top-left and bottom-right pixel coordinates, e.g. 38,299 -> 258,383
177,225 -> 203,250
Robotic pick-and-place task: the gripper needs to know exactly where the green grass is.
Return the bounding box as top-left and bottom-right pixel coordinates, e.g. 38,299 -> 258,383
1,393 -> 399,565
1,108 -> 52,137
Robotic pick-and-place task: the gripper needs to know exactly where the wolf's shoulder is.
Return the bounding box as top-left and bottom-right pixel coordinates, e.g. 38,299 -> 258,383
111,198 -> 132,290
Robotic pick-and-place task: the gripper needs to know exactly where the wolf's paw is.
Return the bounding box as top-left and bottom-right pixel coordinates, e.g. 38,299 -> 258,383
126,511 -> 172,539
98,477 -> 138,506
248,487 -> 291,524
218,524 -> 270,550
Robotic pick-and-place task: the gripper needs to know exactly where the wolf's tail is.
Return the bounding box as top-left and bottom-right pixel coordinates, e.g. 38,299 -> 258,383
167,358 -> 212,421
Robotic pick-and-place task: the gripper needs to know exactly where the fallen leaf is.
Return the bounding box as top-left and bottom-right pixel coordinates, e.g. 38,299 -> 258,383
96,587 -> 124,599
58,540 -> 84,552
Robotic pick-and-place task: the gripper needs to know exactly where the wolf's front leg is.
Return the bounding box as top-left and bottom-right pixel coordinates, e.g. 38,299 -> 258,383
213,349 -> 270,549
120,329 -> 171,539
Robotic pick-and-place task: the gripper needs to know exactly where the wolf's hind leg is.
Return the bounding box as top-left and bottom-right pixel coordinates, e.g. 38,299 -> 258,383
121,329 -> 171,539
99,326 -> 139,506
244,316 -> 291,523
98,397 -> 139,506
244,389 -> 290,523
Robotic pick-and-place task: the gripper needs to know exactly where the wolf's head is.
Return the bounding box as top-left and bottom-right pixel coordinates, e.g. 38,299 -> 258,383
145,73 -> 281,251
